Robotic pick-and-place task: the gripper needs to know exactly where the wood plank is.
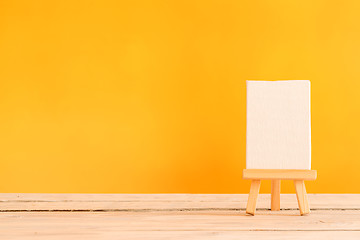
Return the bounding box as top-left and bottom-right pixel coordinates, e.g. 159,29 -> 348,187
1,230 -> 360,240
243,169 -> 317,180
1,229 -> 360,240
1,210 -> 360,231
0,210 -> 360,238
1,194 -> 359,211
0,194 -> 359,239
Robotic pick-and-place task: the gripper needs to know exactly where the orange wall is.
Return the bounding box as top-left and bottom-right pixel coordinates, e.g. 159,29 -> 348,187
1,0 -> 360,193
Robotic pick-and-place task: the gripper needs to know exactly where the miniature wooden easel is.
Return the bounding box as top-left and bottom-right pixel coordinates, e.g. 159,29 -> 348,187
245,80 -> 315,216
243,169 -> 317,216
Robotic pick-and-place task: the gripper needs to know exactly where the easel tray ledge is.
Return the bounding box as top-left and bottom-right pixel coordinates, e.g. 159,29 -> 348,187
243,169 -> 317,180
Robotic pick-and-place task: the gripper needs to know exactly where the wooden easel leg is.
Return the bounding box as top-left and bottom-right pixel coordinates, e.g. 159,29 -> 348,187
246,180 -> 261,215
294,180 -> 310,216
271,180 -> 281,211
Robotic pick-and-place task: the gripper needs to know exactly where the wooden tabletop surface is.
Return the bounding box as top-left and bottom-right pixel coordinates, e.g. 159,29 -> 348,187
1,193 -> 360,239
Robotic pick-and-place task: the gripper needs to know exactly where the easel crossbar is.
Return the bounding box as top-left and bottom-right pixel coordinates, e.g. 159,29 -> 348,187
243,169 -> 317,180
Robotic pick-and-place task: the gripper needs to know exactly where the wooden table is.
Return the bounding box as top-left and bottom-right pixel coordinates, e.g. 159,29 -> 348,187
1,194 -> 360,239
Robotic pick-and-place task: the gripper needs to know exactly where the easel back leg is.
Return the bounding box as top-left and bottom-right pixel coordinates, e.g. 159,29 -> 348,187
271,180 -> 281,211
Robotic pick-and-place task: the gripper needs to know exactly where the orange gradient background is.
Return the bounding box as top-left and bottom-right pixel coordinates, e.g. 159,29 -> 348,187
1,0 -> 360,193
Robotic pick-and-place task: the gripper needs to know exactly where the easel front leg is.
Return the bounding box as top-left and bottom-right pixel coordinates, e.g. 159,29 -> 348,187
246,180 -> 261,215
294,180 -> 310,215
271,180 -> 281,211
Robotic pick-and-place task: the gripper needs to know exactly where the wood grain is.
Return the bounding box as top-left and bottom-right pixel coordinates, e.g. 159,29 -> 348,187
0,210 -> 360,239
243,169 -> 317,180
271,180 -> 281,211
0,194 -> 360,239
294,180 -> 310,215
0,194 -> 359,211
246,180 -> 261,215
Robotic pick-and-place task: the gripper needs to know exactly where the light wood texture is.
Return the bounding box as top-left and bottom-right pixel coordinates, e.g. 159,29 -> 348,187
246,180 -> 261,215
294,180 -> 310,215
2,193 -> 359,210
2,193 -> 360,210
246,80 -> 311,170
271,180 -> 281,211
243,169 -> 317,180
0,194 -> 360,239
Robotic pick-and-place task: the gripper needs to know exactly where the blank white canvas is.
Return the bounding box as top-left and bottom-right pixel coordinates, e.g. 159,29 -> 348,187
246,80 -> 311,169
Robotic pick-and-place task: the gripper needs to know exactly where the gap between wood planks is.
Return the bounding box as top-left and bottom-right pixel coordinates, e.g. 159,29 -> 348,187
1,208 -> 360,212
1,194 -> 360,212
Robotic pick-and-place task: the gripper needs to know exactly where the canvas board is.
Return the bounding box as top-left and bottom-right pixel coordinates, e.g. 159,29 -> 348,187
246,80 -> 311,169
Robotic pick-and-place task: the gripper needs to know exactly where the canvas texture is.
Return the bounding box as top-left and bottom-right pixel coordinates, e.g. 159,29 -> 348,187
246,80 -> 311,170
